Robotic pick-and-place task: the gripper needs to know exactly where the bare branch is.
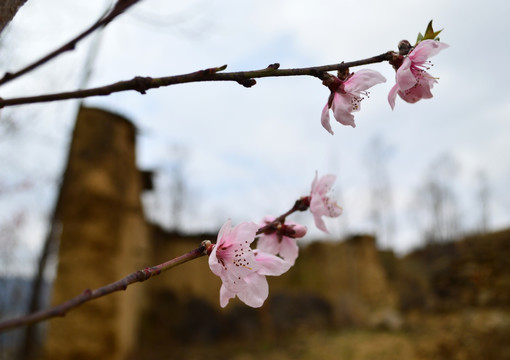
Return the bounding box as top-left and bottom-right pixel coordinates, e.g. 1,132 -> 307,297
0,240 -> 210,332
0,0 -> 142,87
0,0 -> 28,35
0,51 -> 394,108
0,189 -> 315,332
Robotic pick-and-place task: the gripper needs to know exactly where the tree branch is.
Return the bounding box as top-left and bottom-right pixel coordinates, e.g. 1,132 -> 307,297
0,190 -> 317,332
0,0 -> 28,35
0,51 -> 394,108
0,0 -> 142,87
0,240 -> 211,332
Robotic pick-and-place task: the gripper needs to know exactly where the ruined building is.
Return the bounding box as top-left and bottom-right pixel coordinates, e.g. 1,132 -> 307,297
44,107 -> 151,360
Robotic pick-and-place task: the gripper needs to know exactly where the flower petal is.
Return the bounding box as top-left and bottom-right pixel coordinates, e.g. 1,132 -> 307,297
395,58 -> 417,91
237,273 -> 269,308
410,40 -> 449,63
309,173 -> 342,233
388,83 -> 398,110
208,247 -> 224,277
321,102 -> 334,135
256,233 -> 280,255
220,284 -> 236,308
398,77 -> 434,103
221,270 -> 249,293
313,213 -> 329,233
279,237 -> 299,265
344,69 -> 386,93
313,173 -> 336,195
216,219 -> 233,246
229,221 -> 258,246
254,250 -> 292,276
209,220 -> 260,290
332,93 -> 356,128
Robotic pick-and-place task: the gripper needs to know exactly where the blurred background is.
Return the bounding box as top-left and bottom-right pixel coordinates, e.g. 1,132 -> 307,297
0,0 -> 509,359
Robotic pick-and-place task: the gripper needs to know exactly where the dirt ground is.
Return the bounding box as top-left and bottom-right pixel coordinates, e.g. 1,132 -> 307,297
132,309 -> 510,360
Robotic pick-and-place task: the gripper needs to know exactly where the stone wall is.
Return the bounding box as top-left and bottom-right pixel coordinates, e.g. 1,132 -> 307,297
44,107 -> 150,360
270,235 -> 398,326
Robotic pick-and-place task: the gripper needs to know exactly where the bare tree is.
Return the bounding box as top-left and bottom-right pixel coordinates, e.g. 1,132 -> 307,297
143,145 -> 191,231
0,212 -> 25,273
413,153 -> 462,243
364,135 -> 395,248
476,170 -> 490,234
168,146 -> 189,230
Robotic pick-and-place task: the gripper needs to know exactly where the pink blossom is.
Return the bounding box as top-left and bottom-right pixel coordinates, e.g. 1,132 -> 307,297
219,249 -> 291,308
388,39 -> 449,109
257,216 -> 307,266
209,219 -> 291,308
309,173 -> 343,233
208,220 -> 259,304
321,69 -> 386,134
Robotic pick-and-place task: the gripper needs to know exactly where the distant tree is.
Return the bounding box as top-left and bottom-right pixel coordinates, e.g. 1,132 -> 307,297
168,146 -> 188,231
364,135 -> 395,248
413,153 -> 462,243
0,211 -> 24,273
476,170 -> 490,234
143,145 -> 191,231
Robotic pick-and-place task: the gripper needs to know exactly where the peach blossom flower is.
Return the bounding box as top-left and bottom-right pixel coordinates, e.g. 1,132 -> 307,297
309,173 -> 342,233
218,249 -> 291,307
388,39 -> 449,109
321,69 -> 386,134
209,219 -> 291,307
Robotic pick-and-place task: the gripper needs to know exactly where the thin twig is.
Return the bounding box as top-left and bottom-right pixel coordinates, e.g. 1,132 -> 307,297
256,196 -> 310,235
0,51 -> 395,108
0,240 -> 211,333
0,0 -> 142,87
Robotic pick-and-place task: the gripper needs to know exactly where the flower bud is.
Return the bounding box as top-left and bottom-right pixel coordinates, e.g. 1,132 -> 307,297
285,223 -> 307,239
398,40 -> 412,55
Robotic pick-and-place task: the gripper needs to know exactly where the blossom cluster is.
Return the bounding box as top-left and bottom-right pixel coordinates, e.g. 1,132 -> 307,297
321,38 -> 448,134
208,173 -> 341,308
208,23 -> 448,308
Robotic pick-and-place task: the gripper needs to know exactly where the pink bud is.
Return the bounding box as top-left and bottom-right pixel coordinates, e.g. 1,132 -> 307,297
285,223 -> 307,238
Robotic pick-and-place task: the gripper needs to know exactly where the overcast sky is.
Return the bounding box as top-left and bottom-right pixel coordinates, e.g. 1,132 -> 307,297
1,0 -> 509,269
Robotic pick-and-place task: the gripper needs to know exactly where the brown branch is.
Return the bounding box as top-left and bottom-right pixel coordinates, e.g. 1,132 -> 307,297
0,51 -> 395,108
256,196 -> 311,235
0,0 -> 28,35
0,0 -> 142,87
0,191 -> 315,332
0,240 -> 211,333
